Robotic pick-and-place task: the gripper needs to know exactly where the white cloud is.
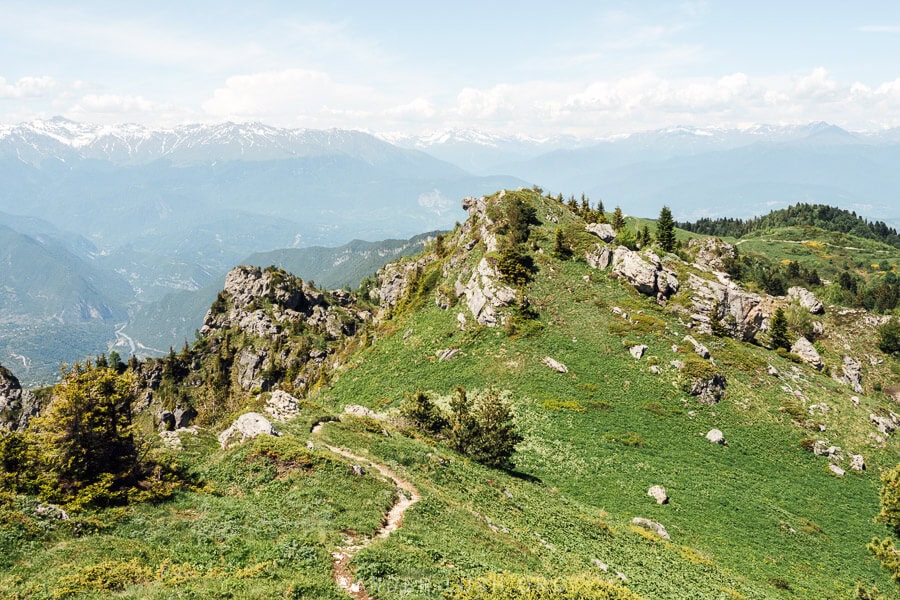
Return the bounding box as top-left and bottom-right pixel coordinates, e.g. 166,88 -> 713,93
77,94 -> 164,113
385,98 -> 437,120
0,75 -> 56,99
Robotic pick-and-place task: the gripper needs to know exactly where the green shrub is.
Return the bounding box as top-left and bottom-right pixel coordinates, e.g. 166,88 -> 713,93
445,388 -> 523,470
400,391 -> 448,434
445,572 -> 644,600
604,432 -> 646,447
878,318 -> 900,355
542,399 -> 587,413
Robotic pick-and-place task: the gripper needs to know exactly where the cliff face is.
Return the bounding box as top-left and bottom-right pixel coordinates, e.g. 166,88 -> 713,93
0,363 -> 41,432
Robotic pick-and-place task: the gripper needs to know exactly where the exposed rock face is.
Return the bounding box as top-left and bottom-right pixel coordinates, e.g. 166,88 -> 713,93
686,273 -> 766,341
788,286 -> 825,315
790,338 -> 823,370
611,247 -> 679,302
586,222 -> 616,242
585,244 -> 612,270
631,517 -> 670,540
0,363 -> 41,431
157,405 -> 197,431
833,355 -> 863,393
687,238 -> 738,273
456,257 -> 516,326
372,256 -> 432,310
218,412 -> 279,449
542,356 -> 569,373
648,485 -> 669,504
706,429 -> 726,445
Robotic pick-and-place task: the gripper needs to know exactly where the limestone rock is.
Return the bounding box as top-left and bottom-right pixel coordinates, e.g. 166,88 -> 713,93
266,390 -> 302,422
457,256 -> 516,326
687,373 -> 727,405
372,257 -> 431,309
790,338 -> 823,371
686,238 -> 738,273
648,485 -> 669,504
612,247 -> 679,301
218,412 -> 279,449
850,454 -> 866,471
788,286 -> 825,315
686,273 -> 765,341
833,355 -> 863,393
683,335 -> 710,359
870,413 -> 898,435
768,365 -> 779,377
585,244 -> 612,269
33,503 -> 69,521
0,363 -> 41,431
631,517 -> 670,540
706,429 -> 726,445
629,345 -> 647,360
351,465 -> 366,476
586,222 -> 616,242
542,356 -> 569,373
828,464 -> 845,477
345,404 -> 378,418
591,559 -> 609,572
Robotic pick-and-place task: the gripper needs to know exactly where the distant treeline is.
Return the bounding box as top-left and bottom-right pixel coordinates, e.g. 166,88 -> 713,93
677,203 -> 900,249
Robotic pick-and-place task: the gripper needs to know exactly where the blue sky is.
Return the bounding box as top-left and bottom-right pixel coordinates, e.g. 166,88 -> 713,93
2,1 -> 900,135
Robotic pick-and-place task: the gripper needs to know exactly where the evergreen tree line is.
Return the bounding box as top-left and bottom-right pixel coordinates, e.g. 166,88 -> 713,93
676,203 -> 900,249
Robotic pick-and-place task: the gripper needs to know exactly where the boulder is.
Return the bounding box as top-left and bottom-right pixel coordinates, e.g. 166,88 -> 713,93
850,454 -> 866,471
687,373 -> 727,405
833,356 -> 863,393
585,244 -> 612,269
686,273 -> 766,341
871,413 -> 898,435
611,247 -> 679,301
790,338 -> 823,371
648,485 -> 669,504
542,356 -> 569,373
683,335 -> 710,359
631,517 -> 670,540
686,238 -> 738,273
788,287 -> 825,315
266,390 -> 302,422
828,464 -> 845,477
706,429 -> 726,445
629,345 -> 648,360
218,412 -> 279,449
586,222 -> 617,242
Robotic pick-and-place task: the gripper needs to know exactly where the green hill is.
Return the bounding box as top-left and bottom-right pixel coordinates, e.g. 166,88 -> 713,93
1,189 -> 898,599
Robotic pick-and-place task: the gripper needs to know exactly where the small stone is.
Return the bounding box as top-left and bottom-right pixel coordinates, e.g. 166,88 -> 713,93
591,559 -> 608,572
542,356 -> 569,373
828,464 -> 845,477
345,404 -> 377,418
768,365 -> 779,377
649,365 -> 662,374
616,572 -> 628,582
351,465 -> 366,476
630,345 -> 647,359
850,454 -> 866,471
706,429 -> 726,445
648,485 -> 669,504
631,517 -> 670,540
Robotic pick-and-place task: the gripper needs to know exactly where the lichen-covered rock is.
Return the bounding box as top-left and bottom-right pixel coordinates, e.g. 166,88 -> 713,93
218,412 -> 279,449
870,412 -> 898,435
788,286 -> 825,315
586,222 -> 616,242
686,273 -> 766,341
631,517 -> 670,540
611,247 -> 679,302
0,363 -> 41,431
585,244 -> 612,269
686,238 -> 738,273
790,337 -> 823,371
833,355 -> 863,393
345,404 -> 377,418
371,256 -> 432,310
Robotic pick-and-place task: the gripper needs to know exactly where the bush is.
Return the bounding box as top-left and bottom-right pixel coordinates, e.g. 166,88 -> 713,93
878,318 -> 900,355
770,307 -> 791,350
445,388 -> 522,470
400,391 -> 447,434
868,463 -> 900,583
446,572 -> 643,600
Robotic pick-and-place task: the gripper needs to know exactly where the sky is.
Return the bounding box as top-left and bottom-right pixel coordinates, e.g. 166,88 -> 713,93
2,0 -> 900,136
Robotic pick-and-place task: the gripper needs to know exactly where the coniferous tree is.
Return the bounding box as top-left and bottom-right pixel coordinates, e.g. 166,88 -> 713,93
553,227 -> 572,259
612,206 -> 625,231
656,205 -> 676,253
770,307 -> 791,350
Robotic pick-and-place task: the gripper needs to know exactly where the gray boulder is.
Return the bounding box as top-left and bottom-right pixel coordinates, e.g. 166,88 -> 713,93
686,273 -> 766,342
266,390 -> 302,422
542,356 -> 569,373
788,287 -> 825,315
629,345 -> 648,360
833,355 -> 863,393
585,244 -> 612,269
850,454 -> 866,471
586,222 -> 617,242
218,412 -> 279,449
706,429 -> 726,445
686,238 -> 738,273
648,485 -> 669,504
828,464 -> 845,477
790,338 -> 823,371
683,335 -> 710,359
612,247 -> 679,301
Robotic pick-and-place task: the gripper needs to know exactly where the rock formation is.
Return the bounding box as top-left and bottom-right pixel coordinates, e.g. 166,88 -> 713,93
0,363 -> 41,431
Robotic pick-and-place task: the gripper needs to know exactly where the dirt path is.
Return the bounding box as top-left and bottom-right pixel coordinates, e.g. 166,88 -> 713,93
311,421 -> 421,599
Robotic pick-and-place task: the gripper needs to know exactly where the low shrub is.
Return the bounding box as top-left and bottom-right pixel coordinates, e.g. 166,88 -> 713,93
445,572 -> 644,600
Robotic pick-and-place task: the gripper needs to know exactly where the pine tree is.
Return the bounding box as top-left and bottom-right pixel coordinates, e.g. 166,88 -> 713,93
553,227 -> 572,259
612,206 -> 625,231
656,205 -> 676,253
770,307 -> 791,350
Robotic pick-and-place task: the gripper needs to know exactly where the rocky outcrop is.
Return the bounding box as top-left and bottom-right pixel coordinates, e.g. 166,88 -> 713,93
871,412 -> 899,435
610,247 -> 679,302
686,273 -> 766,341
788,286 -> 825,315
0,363 -> 41,431
218,412 -> 279,449
833,355 -> 863,393
849,454 -> 866,471
586,222 -> 616,242
687,238 -> 737,273
372,256 -> 432,310
157,405 -> 197,431
455,256 -> 516,326
585,244 -> 612,270
790,338 -> 823,371
266,390 -> 302,422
